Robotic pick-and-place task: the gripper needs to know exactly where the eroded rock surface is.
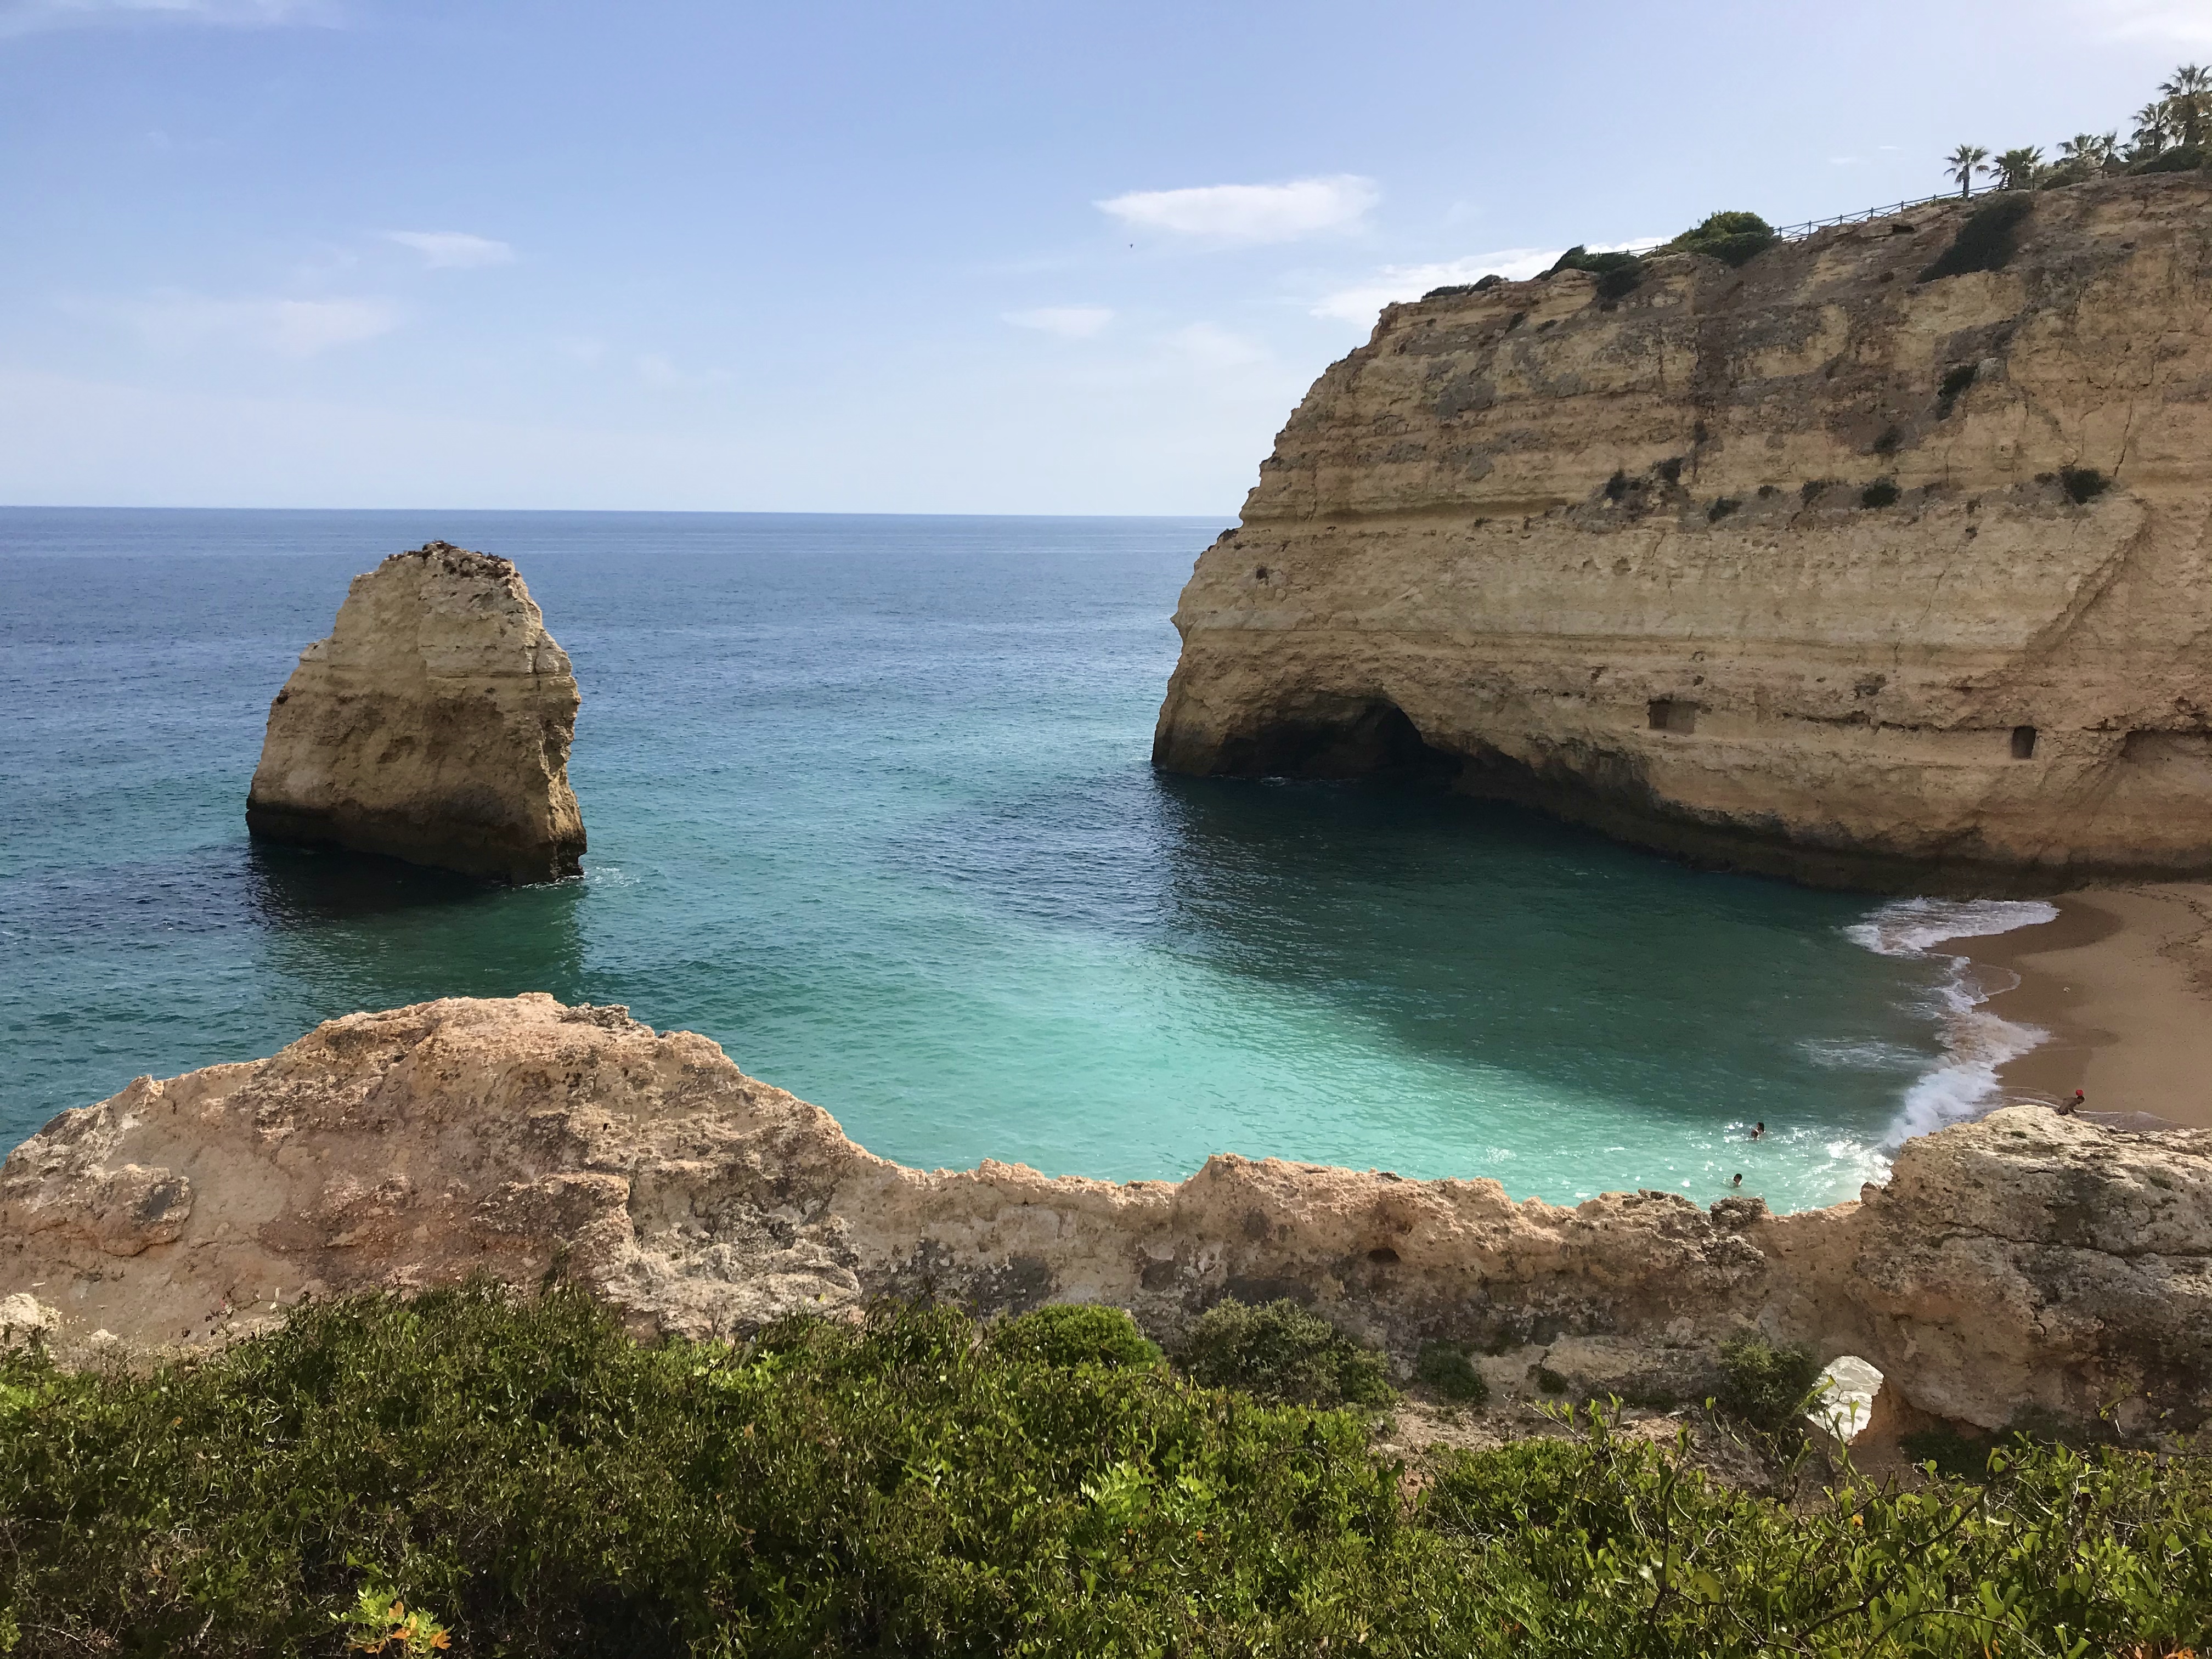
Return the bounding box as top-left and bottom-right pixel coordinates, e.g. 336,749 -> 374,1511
247,543 -> 585,883
1154,175 -> 2212,890
5,996 -> 2206,1439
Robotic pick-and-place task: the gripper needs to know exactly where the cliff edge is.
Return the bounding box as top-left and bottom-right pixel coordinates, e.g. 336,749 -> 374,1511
246,543 -> 585,883
1153,175 -> 2212,890
7,995 -> 2206,1441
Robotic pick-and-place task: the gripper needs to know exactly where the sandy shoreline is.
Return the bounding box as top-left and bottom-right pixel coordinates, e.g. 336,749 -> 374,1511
1972,882 -> 2212,1130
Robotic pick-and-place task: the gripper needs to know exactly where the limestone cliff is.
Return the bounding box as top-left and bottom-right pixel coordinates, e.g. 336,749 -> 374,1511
246,543 -> 585,883
7,996 -> 2206,1440
1154,174 -> 2212,890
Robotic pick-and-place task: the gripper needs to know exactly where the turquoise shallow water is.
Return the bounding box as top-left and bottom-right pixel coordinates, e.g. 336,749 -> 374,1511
1,509 -> 1965,1211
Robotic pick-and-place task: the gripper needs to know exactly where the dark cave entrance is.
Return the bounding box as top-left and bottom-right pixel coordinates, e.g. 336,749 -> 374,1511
1216,695 -> 1462,786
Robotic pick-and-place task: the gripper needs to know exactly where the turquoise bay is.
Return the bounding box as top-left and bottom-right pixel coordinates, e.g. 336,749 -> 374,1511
1,509 -> 1959,1211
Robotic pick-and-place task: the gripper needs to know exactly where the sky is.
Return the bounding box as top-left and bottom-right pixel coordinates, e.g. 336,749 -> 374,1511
0,0 -> 2204,514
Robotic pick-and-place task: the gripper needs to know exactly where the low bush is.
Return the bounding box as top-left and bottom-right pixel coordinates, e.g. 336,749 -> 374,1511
1547,244 -> 1645,300
1902,1425 -> 2004,1483
1175,1297 -> 1395,1408
1917,191 -> 2035,283
1535,1365 -> 1570,1395
1861,477 -> 1902,509
2138,144 -> 2206,174
988,1302 -> 1161,1370
4,1289 -> 2210,1656
1939,362 -> 1979,404
1413,1341 -> 1487,1404
1872,424 -> 1903,456
1716,1334 -> 1825,1431
2060,464 -> 2112,504
1707,496 -> 1741,522
1666,210 -> 1779,267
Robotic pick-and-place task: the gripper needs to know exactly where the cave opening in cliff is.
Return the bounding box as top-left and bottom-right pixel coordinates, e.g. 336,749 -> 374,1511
1218,695 -> 1461,786
2012,725 -> 2038,759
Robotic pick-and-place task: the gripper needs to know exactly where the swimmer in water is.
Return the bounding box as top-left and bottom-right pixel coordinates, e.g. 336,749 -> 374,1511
1731,1173 -> 1743,1189
1750,1122 -> 1766,1141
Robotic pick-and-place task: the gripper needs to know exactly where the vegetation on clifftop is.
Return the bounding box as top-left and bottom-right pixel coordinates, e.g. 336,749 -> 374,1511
2,1286 -> 2208,1656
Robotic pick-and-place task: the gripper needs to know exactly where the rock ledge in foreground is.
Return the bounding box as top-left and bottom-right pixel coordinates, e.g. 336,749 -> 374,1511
5,995 -> 2207,1441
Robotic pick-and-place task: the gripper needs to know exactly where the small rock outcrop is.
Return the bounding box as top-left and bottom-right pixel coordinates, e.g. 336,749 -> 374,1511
5,996 -> 2206,1440
1153,175 -> 2212,891
246,543 -> 584,883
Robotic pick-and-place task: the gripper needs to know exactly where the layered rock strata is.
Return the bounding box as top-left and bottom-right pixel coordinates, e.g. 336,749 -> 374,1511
246,543 -> 585,883
1154,174 -> 2212,890
7,996 -> 2207,1441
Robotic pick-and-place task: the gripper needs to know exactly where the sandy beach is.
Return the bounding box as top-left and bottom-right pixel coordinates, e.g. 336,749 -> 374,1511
1978,882 -> 2212,1131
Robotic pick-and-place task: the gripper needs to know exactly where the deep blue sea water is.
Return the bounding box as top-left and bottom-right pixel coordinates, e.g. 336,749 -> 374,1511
2,509 -> 1995,1211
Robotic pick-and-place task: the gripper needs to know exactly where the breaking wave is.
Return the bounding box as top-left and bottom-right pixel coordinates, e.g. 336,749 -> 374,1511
1844,898 -> 2058,1149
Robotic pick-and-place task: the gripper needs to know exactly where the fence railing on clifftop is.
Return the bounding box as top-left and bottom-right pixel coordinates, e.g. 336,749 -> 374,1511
1774,185 -> 1991,241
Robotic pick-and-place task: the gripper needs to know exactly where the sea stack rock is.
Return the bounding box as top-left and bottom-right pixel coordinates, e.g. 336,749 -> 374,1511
1154,173 -> 2212,891
246,542 -> 585,883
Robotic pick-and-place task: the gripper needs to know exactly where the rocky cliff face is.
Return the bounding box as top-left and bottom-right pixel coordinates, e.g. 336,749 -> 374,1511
1154,175 -> 2212,890
7,996 -> 2205,1441
246,543 -> 585,884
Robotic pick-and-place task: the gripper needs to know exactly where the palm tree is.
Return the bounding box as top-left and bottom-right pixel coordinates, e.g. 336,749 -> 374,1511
1945,144 -> 1989,196
2162,63 -> 2210,149
2053,132 -> 2120,182
2131,102 -> 2171,158
1993,146 -> 2044,191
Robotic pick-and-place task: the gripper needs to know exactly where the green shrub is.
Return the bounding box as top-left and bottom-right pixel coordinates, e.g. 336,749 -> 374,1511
1175,1298 -> 1395,1408
1535,1366 -> 1569,1395
2,1290 -> 2210,1656
1860,477 -> 1901,509
1413,1341 -> 1488,1404
989,1302 -> 1162,1370
1706,497 -> 1741,522
1716,1334 -> 1825,1430
1548,244 -> 1645,300
2059,464 -> 2111,504
1902,1425 -> 2003,1482
1872,424 -> 1903,456
2138,143 -> 2206,173
1666,210 -> 1779,267
1939,362 -> 1979,403
1918,191 -> 2035,282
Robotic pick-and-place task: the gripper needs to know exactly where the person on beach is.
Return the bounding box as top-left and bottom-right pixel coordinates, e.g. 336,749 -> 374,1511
1749,1122 -> 1766,1141
2059,1090 -> 2085,1116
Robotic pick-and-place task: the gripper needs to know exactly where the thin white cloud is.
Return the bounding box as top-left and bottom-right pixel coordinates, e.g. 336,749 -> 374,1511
0,0 -> 332,37
635,353 -> 729,390
69,290 -> 398,356
385,230 -> 515,270
1164,321 -> 1269,370
2086,0 -> 2212,45
1311,239 -> 1663,324
1097,174 -> 1378,244
1003,306 -> 1113,338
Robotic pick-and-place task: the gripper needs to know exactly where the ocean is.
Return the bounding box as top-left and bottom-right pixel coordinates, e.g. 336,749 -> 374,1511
0,507 -> 2045,1212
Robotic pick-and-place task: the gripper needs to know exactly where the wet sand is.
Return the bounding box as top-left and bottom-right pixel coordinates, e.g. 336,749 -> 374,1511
1977,882 -> 2212,1130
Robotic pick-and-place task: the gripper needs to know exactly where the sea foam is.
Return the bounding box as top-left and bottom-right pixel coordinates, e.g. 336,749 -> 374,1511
1844,898 -> 2058,1148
